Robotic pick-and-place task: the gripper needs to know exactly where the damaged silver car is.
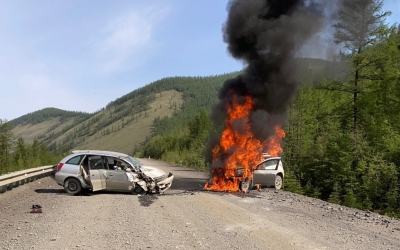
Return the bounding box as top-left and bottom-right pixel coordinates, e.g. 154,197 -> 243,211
54,150 -> 174,195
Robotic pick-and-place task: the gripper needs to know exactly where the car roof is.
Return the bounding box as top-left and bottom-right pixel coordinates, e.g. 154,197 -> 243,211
71,150 -> 129,158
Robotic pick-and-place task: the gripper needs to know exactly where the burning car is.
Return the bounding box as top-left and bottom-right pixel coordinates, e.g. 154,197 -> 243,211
54,150 -> 174,195
203,0 -> 319,193
236,154 -> 284,192
206,153 -> 284,193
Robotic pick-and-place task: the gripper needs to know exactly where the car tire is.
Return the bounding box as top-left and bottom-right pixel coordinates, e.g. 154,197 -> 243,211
64,178 -> 82,195
274,175 -> 283,190
239,178 -> 251,193
132,184 -> 145,195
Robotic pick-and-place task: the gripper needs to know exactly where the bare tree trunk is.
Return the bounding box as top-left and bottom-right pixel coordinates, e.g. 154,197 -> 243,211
353,68 -> 359,169
352,46 -> 362,169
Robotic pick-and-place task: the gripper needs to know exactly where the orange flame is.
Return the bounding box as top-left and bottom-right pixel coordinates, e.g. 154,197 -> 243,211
204,95 -> 285,192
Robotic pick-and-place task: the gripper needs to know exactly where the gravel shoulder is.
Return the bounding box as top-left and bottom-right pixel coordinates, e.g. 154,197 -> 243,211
0,158 -> 399,250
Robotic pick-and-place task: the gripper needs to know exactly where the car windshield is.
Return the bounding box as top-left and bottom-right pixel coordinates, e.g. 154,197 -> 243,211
124,156 -> 143,171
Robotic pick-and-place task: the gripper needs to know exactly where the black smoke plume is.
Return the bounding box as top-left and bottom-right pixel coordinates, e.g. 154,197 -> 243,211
205,0 -> 331,164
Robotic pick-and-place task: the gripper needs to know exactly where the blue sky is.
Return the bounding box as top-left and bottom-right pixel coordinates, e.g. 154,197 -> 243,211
1,0 -> 399,121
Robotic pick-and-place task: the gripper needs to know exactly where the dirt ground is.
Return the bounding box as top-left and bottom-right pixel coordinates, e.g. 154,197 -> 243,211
0,158 -> 399,250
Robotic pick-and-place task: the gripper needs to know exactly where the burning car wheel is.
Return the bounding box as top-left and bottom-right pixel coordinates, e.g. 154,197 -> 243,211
64,178 -> 82,195
274,175 -> 283,190
239,178 -> 251,193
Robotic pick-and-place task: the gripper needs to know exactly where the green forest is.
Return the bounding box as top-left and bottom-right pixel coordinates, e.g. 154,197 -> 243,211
1,0 -> 399,217
0,119 -> 61,174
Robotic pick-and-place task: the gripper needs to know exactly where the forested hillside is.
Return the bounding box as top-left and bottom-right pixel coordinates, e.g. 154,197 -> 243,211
10,107 -> 91,126
41,74 -> 243,154
0,119 -> 61,175
11,108 -> 92,145
6,73 -> 245,156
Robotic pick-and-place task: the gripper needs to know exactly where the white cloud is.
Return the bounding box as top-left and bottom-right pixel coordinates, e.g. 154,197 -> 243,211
98,4 -> 170,73
103,14 -> 152,54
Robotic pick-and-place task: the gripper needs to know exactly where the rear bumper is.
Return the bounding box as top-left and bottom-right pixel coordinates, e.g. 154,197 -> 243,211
54,173 -> 64,186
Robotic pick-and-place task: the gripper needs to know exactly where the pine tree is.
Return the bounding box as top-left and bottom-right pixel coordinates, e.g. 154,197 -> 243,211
0,120 -> 13,173
333,0 -> 391,167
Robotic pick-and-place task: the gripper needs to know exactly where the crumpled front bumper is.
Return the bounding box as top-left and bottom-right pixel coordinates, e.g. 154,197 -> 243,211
156,172 -> 174,193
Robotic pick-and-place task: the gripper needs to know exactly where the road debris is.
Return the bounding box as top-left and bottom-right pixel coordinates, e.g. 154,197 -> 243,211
30,204 -> 42,213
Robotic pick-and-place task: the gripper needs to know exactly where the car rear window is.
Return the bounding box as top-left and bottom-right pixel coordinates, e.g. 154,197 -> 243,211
66,155 -> 83,165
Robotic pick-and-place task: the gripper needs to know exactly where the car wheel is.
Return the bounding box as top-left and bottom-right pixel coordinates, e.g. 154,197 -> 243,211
64,178 -> 82,195
274,175 -> 283,190
132,184 -> 145,195
239,178 -> 251,193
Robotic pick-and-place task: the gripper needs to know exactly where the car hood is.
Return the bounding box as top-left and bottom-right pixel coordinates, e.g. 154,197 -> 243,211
139,165 -> 166,178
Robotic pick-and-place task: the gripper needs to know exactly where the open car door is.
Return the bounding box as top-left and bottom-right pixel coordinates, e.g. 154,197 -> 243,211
252,159 -> 279,186
88,156 -> 106,191
104,170 -> 130,192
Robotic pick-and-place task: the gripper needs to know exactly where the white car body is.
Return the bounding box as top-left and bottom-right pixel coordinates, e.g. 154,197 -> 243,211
54,150 -> 174,195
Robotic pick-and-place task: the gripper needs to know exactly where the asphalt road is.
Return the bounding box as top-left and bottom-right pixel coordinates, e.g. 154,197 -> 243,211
0,158 -> 399,250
